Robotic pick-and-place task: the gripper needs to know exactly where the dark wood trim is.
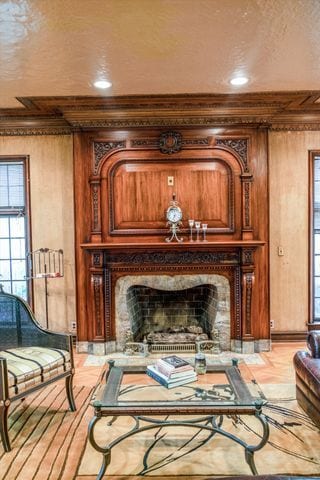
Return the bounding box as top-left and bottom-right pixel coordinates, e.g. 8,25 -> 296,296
271,331 -> 307,341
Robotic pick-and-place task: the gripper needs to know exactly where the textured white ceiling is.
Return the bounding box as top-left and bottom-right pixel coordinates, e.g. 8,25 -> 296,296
1,0 -> 320,108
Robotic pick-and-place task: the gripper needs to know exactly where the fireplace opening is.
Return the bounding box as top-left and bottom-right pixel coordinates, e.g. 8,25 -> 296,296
115,274 -> 230,352
126,284 -> 218,345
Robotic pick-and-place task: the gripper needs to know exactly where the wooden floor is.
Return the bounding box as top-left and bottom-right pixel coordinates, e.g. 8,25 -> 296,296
73,341 -> 305,388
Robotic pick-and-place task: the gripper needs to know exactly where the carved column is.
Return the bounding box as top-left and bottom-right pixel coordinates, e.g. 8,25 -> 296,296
103,260 -> 114,341
241,248 -> 255,347
241,173 -> 253,239
89,177 -> 101,242
89,251 -> 105,341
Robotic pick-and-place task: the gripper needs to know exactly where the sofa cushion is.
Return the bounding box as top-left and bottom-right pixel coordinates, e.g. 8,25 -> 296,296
0,346 -> 71,390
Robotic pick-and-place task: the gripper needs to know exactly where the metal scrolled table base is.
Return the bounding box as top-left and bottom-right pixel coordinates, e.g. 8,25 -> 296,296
88,405 -> 269,480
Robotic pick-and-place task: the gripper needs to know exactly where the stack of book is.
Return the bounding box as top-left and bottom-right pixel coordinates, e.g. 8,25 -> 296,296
146,355 -> 197,388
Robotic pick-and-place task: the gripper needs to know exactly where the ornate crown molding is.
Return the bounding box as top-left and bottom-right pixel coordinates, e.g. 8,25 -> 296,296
0,127 -> 72,136
1,91 -> 320,133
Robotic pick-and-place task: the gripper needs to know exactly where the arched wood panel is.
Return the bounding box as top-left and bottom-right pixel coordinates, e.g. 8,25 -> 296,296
100,148 -> 242,240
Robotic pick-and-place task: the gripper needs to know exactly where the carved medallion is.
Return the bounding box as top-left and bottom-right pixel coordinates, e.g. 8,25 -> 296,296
159,131 -> 182,154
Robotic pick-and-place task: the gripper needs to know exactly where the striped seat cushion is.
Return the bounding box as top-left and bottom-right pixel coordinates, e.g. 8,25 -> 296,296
0,347 -> 71,394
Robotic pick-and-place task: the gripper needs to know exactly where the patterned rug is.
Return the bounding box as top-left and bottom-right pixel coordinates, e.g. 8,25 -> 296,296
1,383 -> 320,479
78,383 -> 320,478
0,384 -> 94,480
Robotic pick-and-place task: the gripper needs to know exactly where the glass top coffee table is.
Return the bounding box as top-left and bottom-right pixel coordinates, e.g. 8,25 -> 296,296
88,359 -> 269,480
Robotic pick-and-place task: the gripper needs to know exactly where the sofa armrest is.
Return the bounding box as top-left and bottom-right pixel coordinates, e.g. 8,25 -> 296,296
307,331 -> 320,358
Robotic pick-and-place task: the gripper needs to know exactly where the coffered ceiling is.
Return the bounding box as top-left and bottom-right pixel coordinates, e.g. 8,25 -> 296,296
1,0 -> 320,133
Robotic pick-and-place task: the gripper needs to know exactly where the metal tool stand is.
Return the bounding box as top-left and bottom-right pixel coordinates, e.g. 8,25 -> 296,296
27,248 -> 64,329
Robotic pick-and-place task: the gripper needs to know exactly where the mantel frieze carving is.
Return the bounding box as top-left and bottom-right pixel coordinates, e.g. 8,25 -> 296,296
103,251 -> 240,265
109,264 -> 236,274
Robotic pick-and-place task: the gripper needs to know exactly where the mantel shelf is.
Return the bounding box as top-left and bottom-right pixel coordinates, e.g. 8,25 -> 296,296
80,240 -> 265,251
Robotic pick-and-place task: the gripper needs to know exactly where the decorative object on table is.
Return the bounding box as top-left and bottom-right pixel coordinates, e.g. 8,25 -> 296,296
156,354 -> 193,374
188,219 -> 194,241
146,364 -> 197,388
26,248 -> 64,329
165,194 -> 183,243
194,352 -> 207,374
146,354 -> 197,388
202,223 -> 208,241
195,221 -> 201,241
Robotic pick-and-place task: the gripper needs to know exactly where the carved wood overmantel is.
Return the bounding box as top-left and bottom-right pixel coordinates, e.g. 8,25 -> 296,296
74,126 -> 269,353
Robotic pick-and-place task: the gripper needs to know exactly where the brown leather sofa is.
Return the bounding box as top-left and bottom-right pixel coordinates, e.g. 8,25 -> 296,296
293,330 -> 320,427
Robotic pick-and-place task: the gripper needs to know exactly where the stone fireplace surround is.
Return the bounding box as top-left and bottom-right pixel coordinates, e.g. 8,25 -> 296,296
116,274 -> 231,351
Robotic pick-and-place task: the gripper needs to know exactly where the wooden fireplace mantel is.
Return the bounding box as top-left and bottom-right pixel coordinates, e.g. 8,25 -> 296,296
80,240 -> 265,251
80,240 -> 265,352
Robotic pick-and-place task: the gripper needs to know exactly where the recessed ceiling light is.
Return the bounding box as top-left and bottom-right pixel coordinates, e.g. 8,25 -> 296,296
94,80 -> 112,89
230,76 -> 249,86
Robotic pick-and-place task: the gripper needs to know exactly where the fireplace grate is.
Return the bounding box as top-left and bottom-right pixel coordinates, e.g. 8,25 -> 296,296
150,343 -> 196,353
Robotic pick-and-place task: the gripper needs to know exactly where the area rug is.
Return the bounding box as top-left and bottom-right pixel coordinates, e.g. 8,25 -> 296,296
78,383 -> 320,478
1,382 -> 320,479
0,384 -> 94,480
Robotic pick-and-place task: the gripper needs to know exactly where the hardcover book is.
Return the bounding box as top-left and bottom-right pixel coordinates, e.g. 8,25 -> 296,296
146,364 -> 197,389
156,355 -> 194,377
159,355 -> 190,368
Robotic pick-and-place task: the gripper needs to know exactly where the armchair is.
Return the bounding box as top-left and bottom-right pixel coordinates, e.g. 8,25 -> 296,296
0,285 -> 76,452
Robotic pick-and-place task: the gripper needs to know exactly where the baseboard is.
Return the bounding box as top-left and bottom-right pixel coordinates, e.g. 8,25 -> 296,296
271,331 -> 307,341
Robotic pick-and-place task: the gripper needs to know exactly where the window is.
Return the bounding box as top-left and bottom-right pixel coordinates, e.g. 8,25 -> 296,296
0,158 -> 30,300
310,152 -> 320,323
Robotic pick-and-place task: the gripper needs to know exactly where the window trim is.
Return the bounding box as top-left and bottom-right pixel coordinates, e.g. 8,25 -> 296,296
309,150 -> 320,325
0,155 -> 33,305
